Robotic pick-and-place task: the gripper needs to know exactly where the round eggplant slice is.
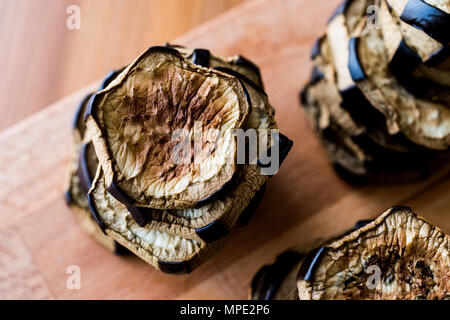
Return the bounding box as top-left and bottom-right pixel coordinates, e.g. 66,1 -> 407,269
87,68 -> 276,242
354,28 -> 450,150
66,92 -> 99,211
170,46 -> 265,92
313,32 -> 425,153
302,78 -> 432,183
324,4 -> 419,152
89,168 -> 204,272
301,80 -> 370,178
249,219 -> 378,300
379,1 -> 450,96
85,46 -> 251,209
250,251 -> 305,300
65,86 -> 128,254
311,38 -> 364,137
88,167 -> 264,273
386,0 -> 449,61
297,207 -> 450,300
100,67 -> 126,90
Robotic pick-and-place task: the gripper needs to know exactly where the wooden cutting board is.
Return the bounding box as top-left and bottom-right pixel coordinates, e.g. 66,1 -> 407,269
0,0 -> 448,299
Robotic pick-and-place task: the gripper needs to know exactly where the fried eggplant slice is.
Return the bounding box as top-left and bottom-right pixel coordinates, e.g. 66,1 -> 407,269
85,46 -> 251,209
297,207 -> 450,300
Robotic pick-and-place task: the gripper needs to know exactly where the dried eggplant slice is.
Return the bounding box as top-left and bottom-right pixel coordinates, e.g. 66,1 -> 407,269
210,54 -> 264,90
380,1 -> 450,70
314,32 -> 424,153
65,88 -> 128,254
386,0 -> 449,61
379,1 -> 450,100
353,27 -> 450,150
327,10 -> 401,134
85,46 -> 251,209
100,67 -> 126,90
311,37 -> 364,137
163,46 -> 265,95
87,70 -> 276,242
88,167 -> 263,273
297,206 -> 450,300
302,78 -> 431,183
325,4 -> 423,152
389,0 -> 450,44
249,220 -> 374,300
301,79 -> 370,177
89,169 -> 204,272
250,251 -> 304,300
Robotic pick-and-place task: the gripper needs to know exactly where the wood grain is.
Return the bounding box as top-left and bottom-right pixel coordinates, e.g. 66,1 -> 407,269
0,0 -> 448,299
0,0 -> 245,131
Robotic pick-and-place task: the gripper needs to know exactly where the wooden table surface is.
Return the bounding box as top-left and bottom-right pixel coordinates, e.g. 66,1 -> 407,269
0,0 -> 244,131
0,0 -> 449,300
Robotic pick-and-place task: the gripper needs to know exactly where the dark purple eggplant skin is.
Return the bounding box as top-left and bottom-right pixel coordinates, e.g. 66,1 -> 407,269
87,193 -> 107,235
100,68 -> 125,90
311,36 -> 325,60
400,0 -> 450,45
106,182 -> 149,227
157,260 -> 190,275
296,247 -> 325,282
348,37 -> 367,82
113,242 -> 131,255
233,55 -> 264,89
192,48 -> 211,68
106,181 -> 136,207
77,143 -> 93,194
195,220 -> 230,243
195,184 -> 266,243
64,189 -> 73,206
72,93 -> 93,132
253,250 -> 304,300
390,40 -> 422,76
125,205 -> 148,228
257,132 -> 294,172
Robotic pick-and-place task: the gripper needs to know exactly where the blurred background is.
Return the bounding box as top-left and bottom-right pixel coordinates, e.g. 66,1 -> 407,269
0,0 -> 246,131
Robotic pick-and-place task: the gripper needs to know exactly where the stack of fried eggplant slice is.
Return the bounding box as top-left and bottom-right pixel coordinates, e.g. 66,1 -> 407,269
65,44 -> 293,274
250,206 -> 450,300
300,0 -> 450,182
